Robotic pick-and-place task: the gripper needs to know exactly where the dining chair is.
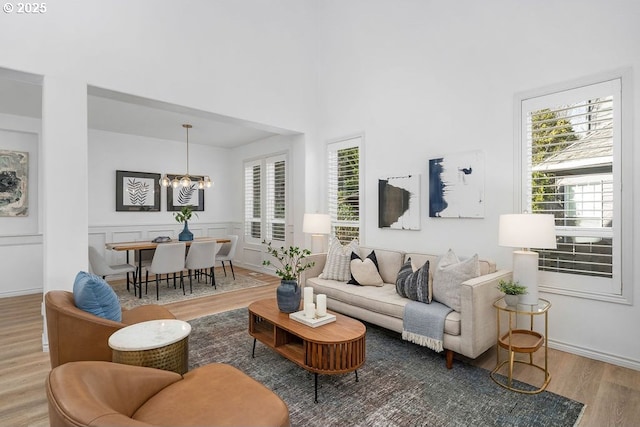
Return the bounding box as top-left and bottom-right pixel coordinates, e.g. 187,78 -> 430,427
88,246 -> 136,289
185,240 -> 218,292
147,242 -> 186,300
216,235 -> 239,280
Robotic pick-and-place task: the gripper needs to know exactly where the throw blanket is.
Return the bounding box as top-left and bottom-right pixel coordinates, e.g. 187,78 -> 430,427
402,300 -> 453,353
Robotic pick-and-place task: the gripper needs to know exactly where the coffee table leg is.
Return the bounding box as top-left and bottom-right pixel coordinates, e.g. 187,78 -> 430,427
252,338 -> 256,358
314,373 -> 318,404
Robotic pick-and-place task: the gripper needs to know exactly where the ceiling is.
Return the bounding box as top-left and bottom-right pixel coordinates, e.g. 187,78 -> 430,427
0,74 -> 282,148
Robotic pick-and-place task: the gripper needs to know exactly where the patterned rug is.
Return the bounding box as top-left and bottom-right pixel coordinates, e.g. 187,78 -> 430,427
188,309 -> 585,427
112,269 -> 269,309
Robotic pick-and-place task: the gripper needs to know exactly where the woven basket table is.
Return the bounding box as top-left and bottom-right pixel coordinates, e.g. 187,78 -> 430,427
109,319 -> 191,375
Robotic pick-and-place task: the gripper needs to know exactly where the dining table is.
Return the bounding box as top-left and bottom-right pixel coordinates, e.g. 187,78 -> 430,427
105,237 -> 231,299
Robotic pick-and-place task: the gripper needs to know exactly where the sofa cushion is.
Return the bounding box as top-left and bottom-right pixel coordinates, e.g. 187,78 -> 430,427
319,238 -> 359,281
432,250 -> 480,312
395,258 -> 431,303
348,250 -> 383,286
73,271 -> 122,322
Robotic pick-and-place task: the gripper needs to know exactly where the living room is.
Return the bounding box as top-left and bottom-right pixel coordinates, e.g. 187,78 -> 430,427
0,0 -> 638,425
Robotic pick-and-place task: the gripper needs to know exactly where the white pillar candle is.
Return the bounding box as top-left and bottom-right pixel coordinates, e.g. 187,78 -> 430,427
316,294 -> 327,317
304,287 -> 314,306
304,302 -> 316,318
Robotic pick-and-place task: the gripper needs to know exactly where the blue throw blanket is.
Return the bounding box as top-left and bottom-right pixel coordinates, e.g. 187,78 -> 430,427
402,300 -> 453,353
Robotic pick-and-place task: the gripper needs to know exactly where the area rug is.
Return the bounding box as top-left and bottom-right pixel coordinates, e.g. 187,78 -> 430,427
188,309 -> 585,427
112,270 -> 269,309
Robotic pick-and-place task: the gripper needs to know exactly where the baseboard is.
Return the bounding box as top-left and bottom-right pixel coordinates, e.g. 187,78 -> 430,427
0,288 -> 43,298
548,339 -> 640,371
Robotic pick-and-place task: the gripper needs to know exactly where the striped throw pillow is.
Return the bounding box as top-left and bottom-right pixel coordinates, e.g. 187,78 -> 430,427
319,238 -> 359,282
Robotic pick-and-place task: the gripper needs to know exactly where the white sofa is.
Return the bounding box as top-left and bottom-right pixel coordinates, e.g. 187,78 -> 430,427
302,246 -> 511,368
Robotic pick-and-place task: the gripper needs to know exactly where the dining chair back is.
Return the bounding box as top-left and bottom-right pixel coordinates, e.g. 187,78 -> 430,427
185,240 -> 219,291
147,242 -> 186,300
88,246 -> 136,288
216,235 -> 239,280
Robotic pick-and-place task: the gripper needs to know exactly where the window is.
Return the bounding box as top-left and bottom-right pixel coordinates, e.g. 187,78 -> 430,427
327,136 -> 361,243
517,73 -> 631,302
244,154 -> 287,243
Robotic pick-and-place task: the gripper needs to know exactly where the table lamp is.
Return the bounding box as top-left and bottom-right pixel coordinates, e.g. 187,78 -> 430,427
498,213 -> 557,305
303,213 -> 331,253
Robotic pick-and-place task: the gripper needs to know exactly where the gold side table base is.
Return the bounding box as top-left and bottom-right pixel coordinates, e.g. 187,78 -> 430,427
112,336 -> 189,375
490,360 -> 551,394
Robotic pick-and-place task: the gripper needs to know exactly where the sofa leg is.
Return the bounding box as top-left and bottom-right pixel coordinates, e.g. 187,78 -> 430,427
446,350 -> 454,369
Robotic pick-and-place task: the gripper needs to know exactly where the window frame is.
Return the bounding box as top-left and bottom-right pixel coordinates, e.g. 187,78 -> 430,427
513,69 -> 633,304
243,152 -> 289,245
327,135 -> 363,244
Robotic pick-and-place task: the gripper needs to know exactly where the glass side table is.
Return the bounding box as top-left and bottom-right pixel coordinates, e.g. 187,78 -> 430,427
490,297 -> 551,394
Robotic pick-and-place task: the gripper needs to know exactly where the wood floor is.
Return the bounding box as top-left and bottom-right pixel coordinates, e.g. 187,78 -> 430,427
1,266 -> 639,426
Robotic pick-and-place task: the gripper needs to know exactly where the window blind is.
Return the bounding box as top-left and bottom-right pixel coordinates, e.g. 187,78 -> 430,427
524,89 -> 616,280
328,137 -> 361,243
244,161 -> 261,239
266,157 -> 286,241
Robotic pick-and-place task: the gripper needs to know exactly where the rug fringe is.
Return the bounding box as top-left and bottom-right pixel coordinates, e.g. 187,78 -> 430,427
402,330 -> 444,353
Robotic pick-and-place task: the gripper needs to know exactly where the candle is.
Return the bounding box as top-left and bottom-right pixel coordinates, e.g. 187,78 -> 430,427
304,302 -> 316,318
304,287 -> 314,306
316,294 -> 327,317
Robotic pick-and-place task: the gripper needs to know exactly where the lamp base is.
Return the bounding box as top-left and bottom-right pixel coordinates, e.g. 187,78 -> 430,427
512,250 -> 539,305
310,234 -> 327,254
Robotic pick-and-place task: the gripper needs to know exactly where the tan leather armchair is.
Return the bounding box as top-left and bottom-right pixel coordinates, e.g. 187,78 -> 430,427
45,290 -> 175,368
46,361 -> 290,427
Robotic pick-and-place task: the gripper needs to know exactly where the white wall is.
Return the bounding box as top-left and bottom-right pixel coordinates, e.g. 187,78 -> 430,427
315,0 -> 640,369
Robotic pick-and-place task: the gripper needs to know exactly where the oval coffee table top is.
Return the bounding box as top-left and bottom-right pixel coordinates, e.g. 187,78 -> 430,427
108,319 -> 191,351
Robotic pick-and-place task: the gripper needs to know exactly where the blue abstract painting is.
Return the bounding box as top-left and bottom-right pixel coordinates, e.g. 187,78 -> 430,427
429,150 -> 484,218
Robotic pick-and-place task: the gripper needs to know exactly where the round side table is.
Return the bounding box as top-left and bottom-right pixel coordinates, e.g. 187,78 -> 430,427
109,319 -> 191,374
490,297 -> 551,394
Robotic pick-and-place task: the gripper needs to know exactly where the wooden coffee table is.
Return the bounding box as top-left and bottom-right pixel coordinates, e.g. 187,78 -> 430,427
248,298 -> 366,402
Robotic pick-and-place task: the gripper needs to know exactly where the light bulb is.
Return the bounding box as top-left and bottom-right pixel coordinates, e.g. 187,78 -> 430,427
161,175 -> 170,187
171,178 -> 180,188
180,176 -> 191,187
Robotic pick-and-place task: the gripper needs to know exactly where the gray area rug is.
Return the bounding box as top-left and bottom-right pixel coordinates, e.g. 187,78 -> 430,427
189,308 -> 585,427
112,269 -> 268,309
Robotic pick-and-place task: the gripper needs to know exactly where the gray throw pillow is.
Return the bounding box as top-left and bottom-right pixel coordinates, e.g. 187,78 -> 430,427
395,258 -> 431,303
432,249 -> 480,312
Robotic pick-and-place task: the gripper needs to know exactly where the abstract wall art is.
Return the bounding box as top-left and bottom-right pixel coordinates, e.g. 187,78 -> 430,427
166,174 -> 205,211
378,174 -> 420,230
429,150 -> 484,218
0,150 -> 28,217
115,170 -> 161,212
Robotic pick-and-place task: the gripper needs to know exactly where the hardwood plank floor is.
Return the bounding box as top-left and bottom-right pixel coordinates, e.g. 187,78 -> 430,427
1,267 -> 638,426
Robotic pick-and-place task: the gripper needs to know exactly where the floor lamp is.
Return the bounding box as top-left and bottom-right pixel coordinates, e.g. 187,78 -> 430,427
498,214 -> 557,305
303,213 -> 331,254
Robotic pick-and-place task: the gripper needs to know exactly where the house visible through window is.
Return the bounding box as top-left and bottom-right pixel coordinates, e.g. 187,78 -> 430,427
518,75 -> 631,301
327,136 -> 361,244
244,154 -> 287,243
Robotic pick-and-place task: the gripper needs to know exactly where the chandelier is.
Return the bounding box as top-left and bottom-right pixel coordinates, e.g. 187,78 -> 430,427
161,124 -> 213,189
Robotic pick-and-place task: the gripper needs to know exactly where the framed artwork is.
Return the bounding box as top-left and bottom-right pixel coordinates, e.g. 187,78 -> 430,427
115,170 -> 161,212
166,174 -> 205,211
0,150 -> 28,217
429,150 -> 484,218
378,174 -> 420,230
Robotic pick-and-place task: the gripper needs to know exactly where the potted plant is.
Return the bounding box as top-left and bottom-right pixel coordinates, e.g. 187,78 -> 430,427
262,240 -> 315,313
174,205 -> 198,241
497,279 -> 527,306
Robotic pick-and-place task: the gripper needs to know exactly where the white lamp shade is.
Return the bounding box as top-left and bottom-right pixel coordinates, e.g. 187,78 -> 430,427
303,213 -> 331,235
498,214 -> 557,249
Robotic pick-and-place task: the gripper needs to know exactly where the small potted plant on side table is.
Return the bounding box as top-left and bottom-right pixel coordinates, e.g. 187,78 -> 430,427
497,279 -> 527,307
262,241 -> 315,313
174,205 -> 198,241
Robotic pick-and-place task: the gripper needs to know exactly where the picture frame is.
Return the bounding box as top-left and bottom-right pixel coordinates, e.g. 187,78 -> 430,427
378,174 -> 421,230
0,150 -> 29,217
166,174 -> 205,211
115,170 -> 161,212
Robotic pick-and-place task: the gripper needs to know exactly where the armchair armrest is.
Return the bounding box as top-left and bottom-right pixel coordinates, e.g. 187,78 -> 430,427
458,269 -> 512,359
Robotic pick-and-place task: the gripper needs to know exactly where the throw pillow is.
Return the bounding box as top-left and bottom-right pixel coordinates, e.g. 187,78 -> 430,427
432,249 -> 480,312
73,271 -> 122,322
395,258 -> 431,303
318,238 -> 359,282
348,250 -> 383,286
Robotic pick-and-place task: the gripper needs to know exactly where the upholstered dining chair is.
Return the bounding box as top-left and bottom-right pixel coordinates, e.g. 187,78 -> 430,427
216,235 -> 239,280
185,240 -> 218,292
88,246 -> 136,289
147,242 -> 186,300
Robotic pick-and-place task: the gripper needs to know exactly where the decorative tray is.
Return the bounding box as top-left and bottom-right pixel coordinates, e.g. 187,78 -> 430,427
289,310 -> 336,327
